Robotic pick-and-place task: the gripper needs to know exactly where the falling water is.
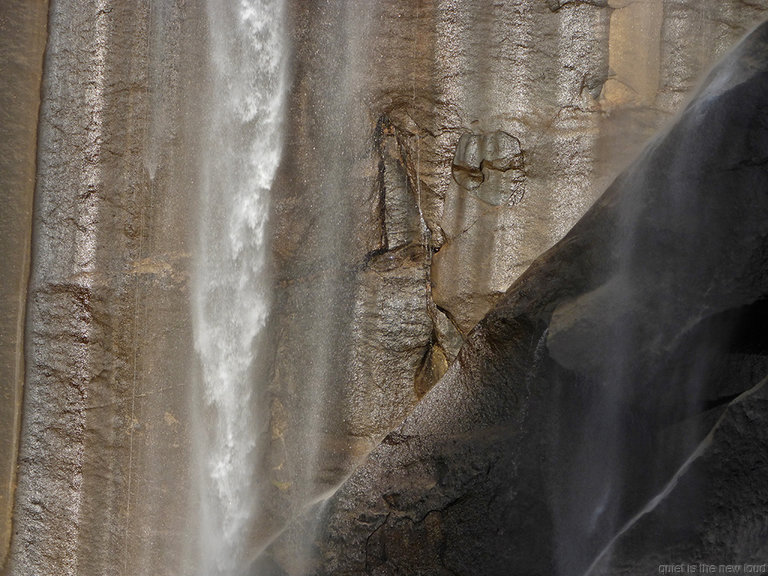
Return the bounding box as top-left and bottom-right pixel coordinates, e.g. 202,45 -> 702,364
192,1 -> 286,574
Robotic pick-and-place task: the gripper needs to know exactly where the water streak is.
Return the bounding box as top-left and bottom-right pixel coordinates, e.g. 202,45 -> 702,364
192,2 -> 286,574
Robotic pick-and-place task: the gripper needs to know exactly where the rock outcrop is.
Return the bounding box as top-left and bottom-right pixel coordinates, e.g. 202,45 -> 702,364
0,1 -> 48,568
266,4 -> 768,522
4,1 -> 768,575
4,3 -> 205,575
285,19 -> 768,576
451,130 -> 526,205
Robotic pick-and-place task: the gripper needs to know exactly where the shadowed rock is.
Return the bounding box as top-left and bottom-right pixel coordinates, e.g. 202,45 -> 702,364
262,19 -> 768,576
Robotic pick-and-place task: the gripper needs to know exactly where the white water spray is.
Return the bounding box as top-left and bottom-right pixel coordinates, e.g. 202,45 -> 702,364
192,1 -> 286,574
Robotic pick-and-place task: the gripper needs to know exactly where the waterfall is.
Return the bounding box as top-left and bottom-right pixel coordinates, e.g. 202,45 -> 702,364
192,1 -> 286,574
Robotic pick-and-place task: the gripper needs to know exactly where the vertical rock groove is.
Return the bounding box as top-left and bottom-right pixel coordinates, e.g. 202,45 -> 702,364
6,2 -> 204,575
0,1 -> 49,570
2,1 -> 768,575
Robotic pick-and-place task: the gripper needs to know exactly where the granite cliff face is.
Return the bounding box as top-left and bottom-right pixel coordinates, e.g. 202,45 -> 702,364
292,20 -> 768,574
265,0 -> 768,526
0,1 -> 48,566
2,1 -> 768,575
2,3 -> 204,574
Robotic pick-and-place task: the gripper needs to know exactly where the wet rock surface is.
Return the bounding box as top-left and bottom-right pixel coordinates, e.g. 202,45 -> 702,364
267,4 -> 768,535
4,1 -> 768,575
0,1 -> 48,567
451,133 -> 484,190
451,130 -> 525,205
4,3 -> 203,575
267,21 -> 768,576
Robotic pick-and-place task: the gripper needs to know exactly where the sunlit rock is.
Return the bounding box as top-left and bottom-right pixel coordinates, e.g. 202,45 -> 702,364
6,1 -> 768,575
483,130 -> 523,172
451,132 -> 484,190
288,20 -> 768,576
451,129 -> 526,206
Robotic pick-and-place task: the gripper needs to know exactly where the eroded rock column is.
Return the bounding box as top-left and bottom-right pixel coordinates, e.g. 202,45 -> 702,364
0,1 -> 48,569
5,3 -> 204,575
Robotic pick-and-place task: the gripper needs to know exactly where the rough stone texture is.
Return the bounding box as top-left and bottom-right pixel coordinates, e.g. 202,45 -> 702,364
451,130 -> 525,205
265,8 -> 768,533
425,0 -> 768,338
273,20 -> 768,576
4,3 -> 204,576
5,1 -> 768,575
589,376 -> 768,575
0,1 -> 48,568
452,132 -> 484,190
